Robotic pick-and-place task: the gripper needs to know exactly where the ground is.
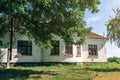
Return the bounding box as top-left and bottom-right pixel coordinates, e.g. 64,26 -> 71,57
0,62 -> 120,80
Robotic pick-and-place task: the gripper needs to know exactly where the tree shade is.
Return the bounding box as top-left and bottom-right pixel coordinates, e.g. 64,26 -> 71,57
0,0 -> 100,48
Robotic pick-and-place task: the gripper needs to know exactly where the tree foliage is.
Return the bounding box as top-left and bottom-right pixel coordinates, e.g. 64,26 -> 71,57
0,0 -> 100,48
106,8 -> 120,47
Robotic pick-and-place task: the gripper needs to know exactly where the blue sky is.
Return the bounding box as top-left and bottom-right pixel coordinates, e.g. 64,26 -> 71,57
84,0 -> 120,57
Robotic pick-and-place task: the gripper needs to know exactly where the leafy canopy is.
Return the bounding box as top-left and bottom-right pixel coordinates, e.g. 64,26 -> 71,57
106,8 -> 120,47
0,0 -> 100,48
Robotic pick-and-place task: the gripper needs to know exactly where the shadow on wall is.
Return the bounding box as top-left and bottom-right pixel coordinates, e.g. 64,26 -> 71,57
0,49 -> 7,62
0,49 -> 7,68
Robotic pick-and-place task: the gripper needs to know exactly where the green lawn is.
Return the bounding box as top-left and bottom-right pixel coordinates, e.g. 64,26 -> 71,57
0,63 -> 120,80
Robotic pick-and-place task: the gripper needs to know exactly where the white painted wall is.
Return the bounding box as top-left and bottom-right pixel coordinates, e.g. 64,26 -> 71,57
0,33 -> 41,63
81,38 -> 107,62
41,36 -> 82,62
0,33 -> 107,63
41,37 -> 107,63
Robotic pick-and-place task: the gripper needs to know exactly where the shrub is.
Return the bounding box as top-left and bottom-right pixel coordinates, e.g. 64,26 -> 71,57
108,57 -> 120,63
116,58 -> 120,64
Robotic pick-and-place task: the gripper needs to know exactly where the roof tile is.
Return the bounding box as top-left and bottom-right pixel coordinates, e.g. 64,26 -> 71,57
87,32 -> 107,39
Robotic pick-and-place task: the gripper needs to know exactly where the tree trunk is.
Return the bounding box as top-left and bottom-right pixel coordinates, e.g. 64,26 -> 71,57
7,49 -> 10,69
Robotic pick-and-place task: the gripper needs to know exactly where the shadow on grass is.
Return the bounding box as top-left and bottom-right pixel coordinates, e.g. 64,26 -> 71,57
85,67 -> 120,72
13,62 -> 73,67
0,68 -> 57,80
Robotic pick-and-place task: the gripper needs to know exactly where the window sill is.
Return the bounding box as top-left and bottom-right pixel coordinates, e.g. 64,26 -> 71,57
64,54 -> 73,57
21,55 -> 32,56
76,54 -> 81,57
15,53 -> 22,57
50,54 -> 60,56
16,53 -> 32,56
88,55 -> 98,58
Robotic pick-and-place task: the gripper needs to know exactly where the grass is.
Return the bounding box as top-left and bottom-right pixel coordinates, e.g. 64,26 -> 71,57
0,62 -> 120,80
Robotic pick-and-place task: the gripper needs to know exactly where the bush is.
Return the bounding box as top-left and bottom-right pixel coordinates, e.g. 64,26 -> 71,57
108,57 -> 120,63
116,58 -> 120,64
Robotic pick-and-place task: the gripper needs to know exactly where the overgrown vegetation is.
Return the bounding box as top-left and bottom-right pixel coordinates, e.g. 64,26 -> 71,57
0,62 -> 120,80
106,8 -> 120,47
108,56 -> 120,64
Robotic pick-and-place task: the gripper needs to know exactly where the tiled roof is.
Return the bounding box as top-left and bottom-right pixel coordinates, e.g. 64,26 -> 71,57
87,32 -> 107,39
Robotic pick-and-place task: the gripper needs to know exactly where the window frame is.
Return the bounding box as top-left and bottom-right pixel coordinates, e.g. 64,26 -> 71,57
76,45 -> 81,57
0,40 -> 3,47
50,40 -> 60,55
64,45 -> 73,56
88,44 -> 98,56
17,40 -> 32,56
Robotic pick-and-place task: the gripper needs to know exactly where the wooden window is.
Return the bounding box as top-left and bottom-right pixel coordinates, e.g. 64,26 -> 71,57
88,44 -> 98,56
51,41 -> 59,55
17,40 -> 32,55
77,45 -> 81,56
0,40 -> 3,47
65,45 -> 73,56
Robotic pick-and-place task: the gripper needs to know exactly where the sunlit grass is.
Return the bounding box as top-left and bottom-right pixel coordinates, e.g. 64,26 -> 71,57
0,62 -> 120,80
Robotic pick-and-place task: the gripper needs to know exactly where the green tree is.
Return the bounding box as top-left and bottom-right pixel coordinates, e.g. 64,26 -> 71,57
106,8 -> 120,47
0,0 -> 100,48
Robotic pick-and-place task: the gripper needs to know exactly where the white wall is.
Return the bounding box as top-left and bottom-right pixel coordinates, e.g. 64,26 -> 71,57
0,33 -> 107,63
0,33 -> 41,63
81,38 -> 107,62
41,36 -> 82,62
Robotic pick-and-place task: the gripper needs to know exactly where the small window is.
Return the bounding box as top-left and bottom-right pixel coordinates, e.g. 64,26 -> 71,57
77,45 -> 81,56
0,40 -> 3,47
88,44 -> 98,56
65,45 -> 73,55
51,41 -> 59,55
17,40 -> 32,55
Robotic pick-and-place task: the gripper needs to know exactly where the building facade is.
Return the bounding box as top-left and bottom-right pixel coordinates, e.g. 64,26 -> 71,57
0,32 -> 107,64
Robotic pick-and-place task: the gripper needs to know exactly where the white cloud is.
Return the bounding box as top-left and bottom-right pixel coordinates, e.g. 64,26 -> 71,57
86,16 -> 102,24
